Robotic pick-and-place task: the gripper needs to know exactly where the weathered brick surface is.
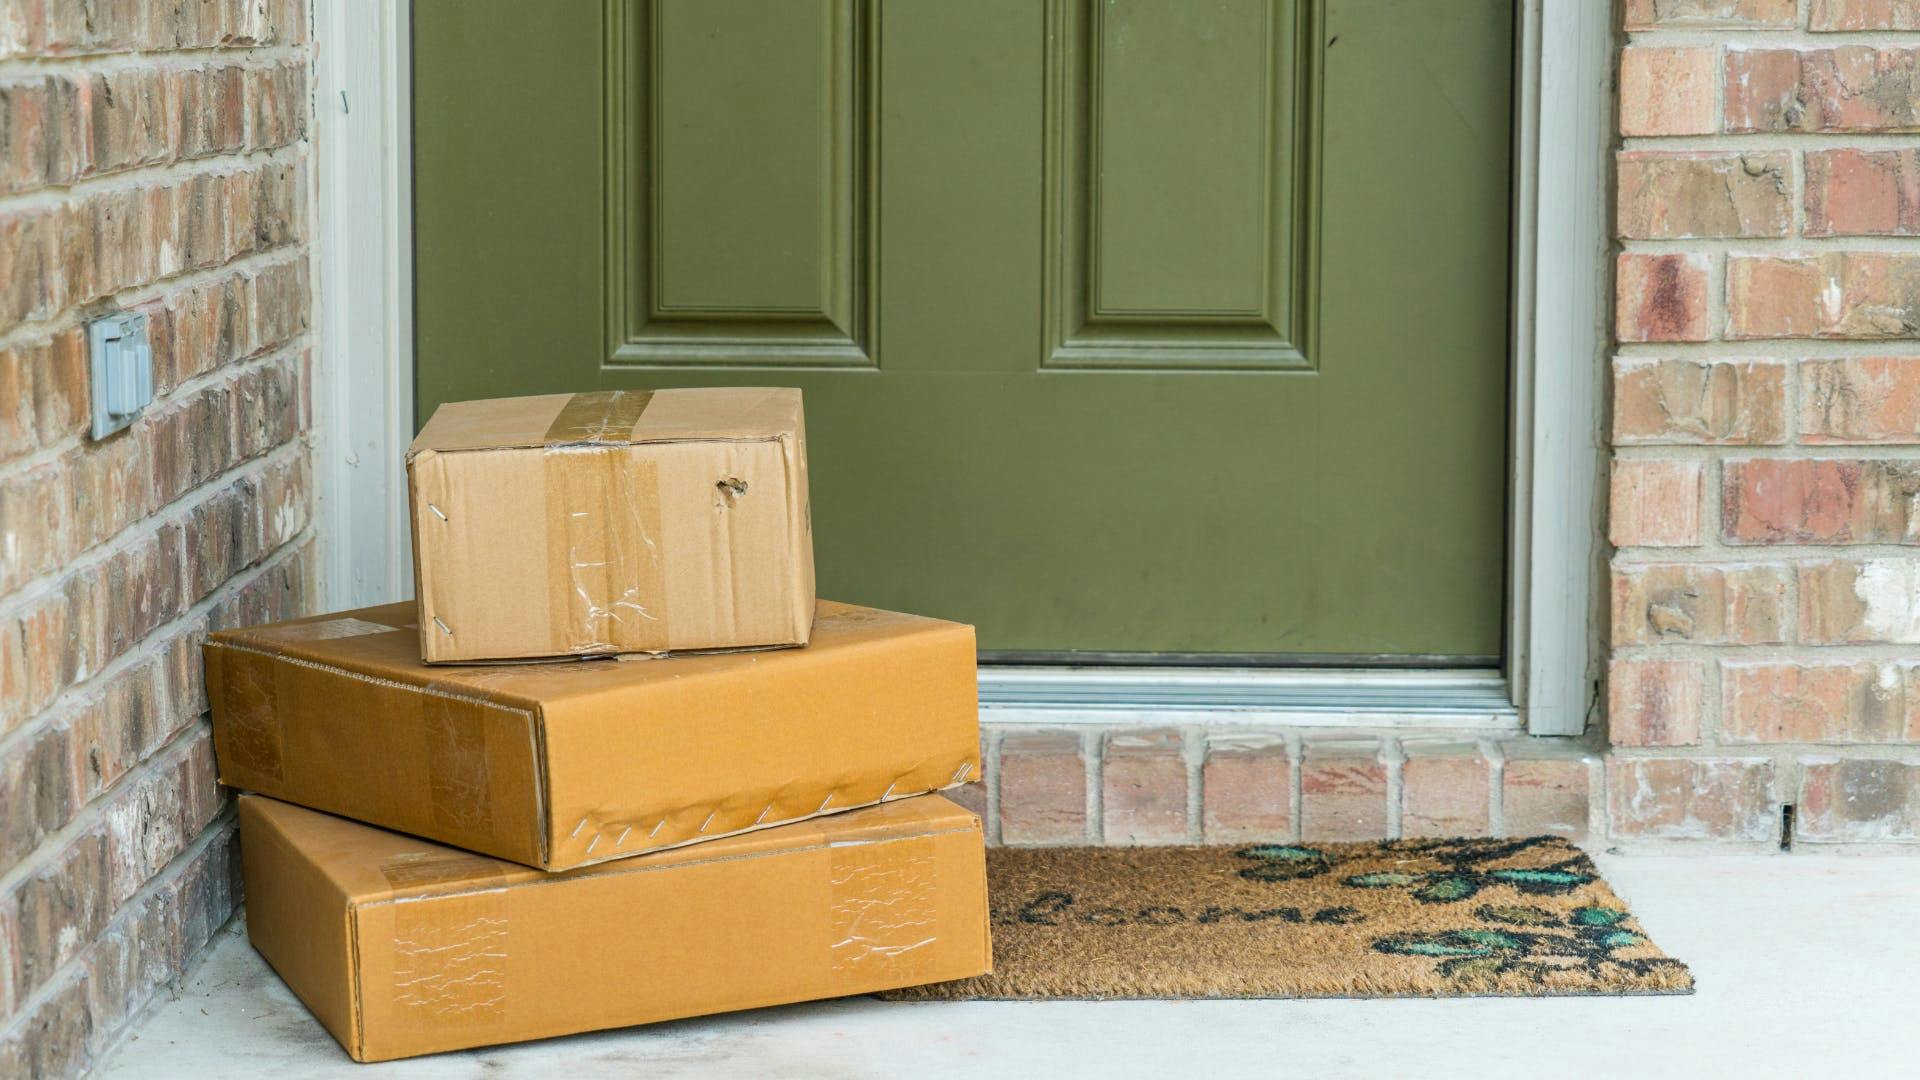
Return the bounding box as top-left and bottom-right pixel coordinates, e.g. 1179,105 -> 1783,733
1626,0 -> 1796,28
1727,47 -> 1920,134
1616,253 -> 1710,342
1101,730 -> 1188,845
1723,458 -> 1920,545
1811,0 -> 1920,30
1798,558 -> 1920,644
1399,743 -> 1490,838
1728,252 -> 1920,339
998,732 -> 1087,846
1805,150 -> 1920,237
1802,357 -> 1920,443
0,3 -> 314,1068
1609,659 -> 1706,747
1723,661 -> 1909,743
1299,741 -> 1388,842
1201,735 -> 1292,843
1613,359 -> 1787,445
1611,562 -> 1790,646
1621,47 -> 1719,137
1608,758 -> 1777,841
1797,758 -> 1920,840
1618,152 -> 1791,239
1609,459 -> 1704,546
1502,755 -> 1594,841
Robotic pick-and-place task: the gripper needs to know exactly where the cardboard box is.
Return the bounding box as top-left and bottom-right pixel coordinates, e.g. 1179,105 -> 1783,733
407,388 -> 814,663
206,600 -> 979,871
239,793 -> 990,1062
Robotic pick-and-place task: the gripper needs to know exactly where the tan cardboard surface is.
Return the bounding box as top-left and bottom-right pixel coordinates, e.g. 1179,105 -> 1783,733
406,387 -> 814,663
239,793 -> 991,1062
207,600 -> 980,870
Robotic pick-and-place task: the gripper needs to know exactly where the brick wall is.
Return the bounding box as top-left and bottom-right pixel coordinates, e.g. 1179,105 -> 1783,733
0,1 -> 315,1074
1612,0 -> 1920,846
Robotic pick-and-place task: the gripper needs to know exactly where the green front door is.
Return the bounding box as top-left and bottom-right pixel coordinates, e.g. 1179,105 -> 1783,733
413,0 -> 1514,661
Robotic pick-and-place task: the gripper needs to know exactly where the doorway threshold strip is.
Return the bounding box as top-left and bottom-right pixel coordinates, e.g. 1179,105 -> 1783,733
881,837 -> 1691,1000
977,667 -> 1522,729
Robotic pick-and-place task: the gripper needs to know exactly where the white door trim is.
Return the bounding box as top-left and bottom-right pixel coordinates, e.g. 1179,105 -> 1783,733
312,0 -> 415,611
313,2 -> 1608,736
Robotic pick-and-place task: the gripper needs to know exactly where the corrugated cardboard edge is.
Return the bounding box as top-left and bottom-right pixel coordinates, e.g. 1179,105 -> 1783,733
207,638 -> 553,868
549,773 -> 979,873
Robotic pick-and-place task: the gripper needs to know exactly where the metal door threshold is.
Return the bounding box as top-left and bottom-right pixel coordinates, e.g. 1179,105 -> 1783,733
978,667 -> 1521,730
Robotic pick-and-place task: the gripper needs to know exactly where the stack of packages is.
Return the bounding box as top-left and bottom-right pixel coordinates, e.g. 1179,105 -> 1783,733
204,389 -> 990,1062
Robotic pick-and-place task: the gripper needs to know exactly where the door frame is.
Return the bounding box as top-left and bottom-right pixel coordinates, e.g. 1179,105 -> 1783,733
312,0 -> 1608,737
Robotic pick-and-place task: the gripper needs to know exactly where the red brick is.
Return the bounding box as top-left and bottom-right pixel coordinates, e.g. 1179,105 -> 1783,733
1798,758 -> 1920,841
1611,562 -> 1789,646
1812,0 -> 1920,29
246,63 -> 307,150
1617,152 -> 1790,239
1400,743 -> 1490,838
1609,660 -> 1705,747
0,209 -> 61,333
12,829 -> 110,997
1730,47 -> 1920,134
1729,252 -> 1920,340
1609,459 -> 1704,547
998,731 -> 1086,845
0,892 -> 18,1018
1724,459 -> 1920,544
1724,661 -> 1906,743
0,720 -> 73,871
1802,357 -> 1920,443
7,972 -> 90,1080
1201,736 -> 1292,843
1806,149 -> 1920,238
1299,741 -> 1387,842
1616,253 -> 1711,343
1102,730 -> 1188,844
1621,47 -> 1718,136
1625,0 -> 1796,26
1608,757 -> 1776,841
1613,359 -> 1786,446
1799,558 -> 1920,644
1502,756 -> 1594,840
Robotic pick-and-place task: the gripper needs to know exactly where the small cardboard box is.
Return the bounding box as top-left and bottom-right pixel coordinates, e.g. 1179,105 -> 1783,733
239,793 -> 991,1062
206,600 -> 979,871
407,387 -> 814,663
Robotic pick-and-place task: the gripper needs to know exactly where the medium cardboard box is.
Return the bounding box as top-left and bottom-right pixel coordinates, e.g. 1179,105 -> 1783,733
407,387 -> 814,663
206,600 -> 979,871
239,793 -> 991,1062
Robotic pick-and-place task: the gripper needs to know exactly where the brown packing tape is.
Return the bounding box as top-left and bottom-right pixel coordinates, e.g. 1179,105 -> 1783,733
828,835 -> 941,988
211,644 -> 285,781
420,691 -> 497,838
542,445 -> 669,655
540,389 -> 652,446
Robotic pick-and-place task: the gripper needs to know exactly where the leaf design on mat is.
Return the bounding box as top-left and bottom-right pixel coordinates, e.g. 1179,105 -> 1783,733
1344,872 -> 1419,888
1233,845 -> 1332,882
1570,906 -> 1627,927
1486,868 -> 1594,894
1372,899 -> 1687,989
1413,875 -> 1481,903
1477,904 -> 1559,926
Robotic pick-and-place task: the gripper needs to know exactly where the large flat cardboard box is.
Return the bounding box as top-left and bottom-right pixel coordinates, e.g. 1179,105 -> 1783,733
206,600 -> 978,871
239,793 -> 990,1062
407,387 -> 814,663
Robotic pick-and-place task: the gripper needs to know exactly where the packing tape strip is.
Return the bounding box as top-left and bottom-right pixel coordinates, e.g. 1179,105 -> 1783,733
827,836 -> 940,986
380,854 -> 513,1028
419,688 -> 498,839
541,388 -> 652,446
210,644 -> 285,782
542,426 -> 669,655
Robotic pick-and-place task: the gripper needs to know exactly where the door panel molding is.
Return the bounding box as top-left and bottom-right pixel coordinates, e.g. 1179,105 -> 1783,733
604,0 -> 878,369
1041,0 -> 1323,372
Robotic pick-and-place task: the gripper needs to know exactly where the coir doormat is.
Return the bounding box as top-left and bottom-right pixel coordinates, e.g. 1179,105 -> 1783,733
884,836 -> 1692,1000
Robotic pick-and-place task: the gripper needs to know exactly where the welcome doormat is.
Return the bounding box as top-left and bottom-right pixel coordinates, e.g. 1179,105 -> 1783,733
884,836 -> 1692,1000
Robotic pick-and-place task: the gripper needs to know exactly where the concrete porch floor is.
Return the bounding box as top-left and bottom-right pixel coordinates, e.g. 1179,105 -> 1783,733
97,850 -> 1918,1079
